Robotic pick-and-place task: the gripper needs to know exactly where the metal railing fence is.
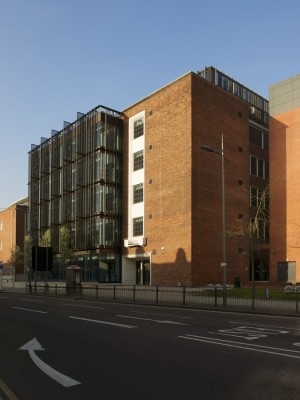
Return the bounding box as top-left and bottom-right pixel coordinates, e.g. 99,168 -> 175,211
19,283 -> 300,315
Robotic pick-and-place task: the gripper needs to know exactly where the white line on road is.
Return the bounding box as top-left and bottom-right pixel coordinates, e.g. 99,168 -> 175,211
130,311 -> 193,319
230,321 -> 296,331
69,316 -> 137,328
65,304 -> 104,309
230,321 -> 292,333
20,298 -> 45,303
208,330 -> 266,340
230,326 -> 289,334
13,307 -> 47,314
19,338 -> 80,387
179,334 -> 300,359
117,315 -> 190,325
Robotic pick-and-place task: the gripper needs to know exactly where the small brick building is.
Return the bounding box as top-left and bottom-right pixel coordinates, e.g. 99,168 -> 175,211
0,198 -> 28,276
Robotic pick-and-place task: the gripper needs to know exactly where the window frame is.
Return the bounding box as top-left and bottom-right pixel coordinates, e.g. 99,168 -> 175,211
133,150 -> 144,171
250,156 -> 269,180
133,119 -> 144,139
133,216 -> 143,237
133,183 -> 143,204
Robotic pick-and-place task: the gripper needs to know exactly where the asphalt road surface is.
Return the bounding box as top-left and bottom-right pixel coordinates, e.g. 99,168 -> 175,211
1,292 -> 300,399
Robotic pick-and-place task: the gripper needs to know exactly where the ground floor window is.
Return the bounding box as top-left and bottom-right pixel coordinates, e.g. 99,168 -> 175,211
31,252 -> 121,283
249,249 -> 269,281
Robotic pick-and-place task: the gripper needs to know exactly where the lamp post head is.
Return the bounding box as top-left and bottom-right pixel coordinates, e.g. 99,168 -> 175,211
200,145 -> 215,153
200,144 -> 223,157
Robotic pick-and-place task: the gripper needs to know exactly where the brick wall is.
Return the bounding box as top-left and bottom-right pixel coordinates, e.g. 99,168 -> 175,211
123,72 -> 252,287
270,109 -> 300,283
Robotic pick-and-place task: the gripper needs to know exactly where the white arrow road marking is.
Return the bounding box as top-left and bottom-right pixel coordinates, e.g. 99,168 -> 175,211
117,315 -> 190,325
18,338 -> 81,387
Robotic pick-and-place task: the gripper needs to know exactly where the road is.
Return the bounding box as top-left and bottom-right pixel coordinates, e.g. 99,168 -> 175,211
0,292 -> 300,399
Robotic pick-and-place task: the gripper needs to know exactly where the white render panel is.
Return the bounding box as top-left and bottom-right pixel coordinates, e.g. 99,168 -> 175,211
128,111 -> 145,240
132,135 -> 144,152
132,203 -> 144,218
132,170 -> 144,185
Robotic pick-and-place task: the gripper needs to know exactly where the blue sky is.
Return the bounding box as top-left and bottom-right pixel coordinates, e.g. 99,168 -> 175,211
1,0 -> 299,208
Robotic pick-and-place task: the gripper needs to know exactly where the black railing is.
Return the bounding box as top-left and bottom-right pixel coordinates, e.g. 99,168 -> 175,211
18,283 -> 300,315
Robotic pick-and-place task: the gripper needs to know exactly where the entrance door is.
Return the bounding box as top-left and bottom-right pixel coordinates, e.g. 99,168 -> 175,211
143,261 -> 150,285
136,261 -> 150,285
136,261 -> 142,285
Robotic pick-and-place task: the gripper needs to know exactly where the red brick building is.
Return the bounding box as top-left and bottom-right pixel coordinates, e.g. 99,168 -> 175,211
269,74 -> 300,284
122,70 -> 269,287
0,198 -> 28,276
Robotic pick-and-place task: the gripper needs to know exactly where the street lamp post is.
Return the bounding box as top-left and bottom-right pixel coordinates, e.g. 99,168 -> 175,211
201,134 -> 227,306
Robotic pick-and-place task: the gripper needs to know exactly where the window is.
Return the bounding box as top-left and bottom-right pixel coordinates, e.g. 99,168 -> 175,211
0,241 -> 2,251
249,126 -> 262,147
263,133 -> 269,150
249,126 -> 269,150
133,183 -> 143,203
133,217 -> 143,236
250,187 -> 264,208
0,221 -> 2,231
134,119 -> 144,139
133,150 -> 143,171
250,219 -> 269,241
258,159 -> 264,178
250,156 -> 269,179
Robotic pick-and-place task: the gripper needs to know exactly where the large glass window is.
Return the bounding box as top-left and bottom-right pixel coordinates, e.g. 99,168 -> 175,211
133,217 -> 143,236
133,150 -> 143,171
133,183 -> 143,203
134,119 -> 144,139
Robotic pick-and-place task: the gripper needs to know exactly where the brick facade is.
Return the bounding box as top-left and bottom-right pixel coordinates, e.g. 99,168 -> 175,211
269,108 -> 300,283
0,200 -> 28,274
123,73 -> 252,286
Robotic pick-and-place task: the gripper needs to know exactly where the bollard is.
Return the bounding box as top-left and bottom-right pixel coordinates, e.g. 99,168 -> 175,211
214,287 -> 218,307
264,285 -> 269,300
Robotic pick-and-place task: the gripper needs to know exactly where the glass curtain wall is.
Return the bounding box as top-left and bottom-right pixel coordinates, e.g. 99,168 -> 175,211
28,106 -> 123,282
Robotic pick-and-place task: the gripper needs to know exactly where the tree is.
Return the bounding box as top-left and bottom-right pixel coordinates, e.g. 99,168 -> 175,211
58,226 -> 72,267
39,229 -> 51,247
9,245 -> 23,268
227,185 -> 270,282
23,235 -> 32,275
248,186 -> 269,282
